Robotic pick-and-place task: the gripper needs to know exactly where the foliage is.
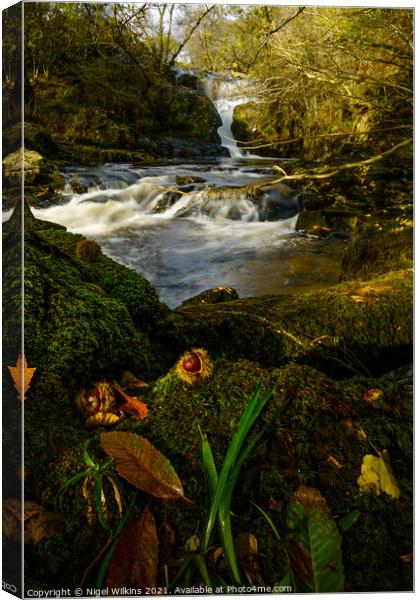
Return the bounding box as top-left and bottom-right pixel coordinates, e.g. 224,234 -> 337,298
357,451 -> 400,499
285,486 -> 345,592
100,432 -> 187,501
170,380 -> 273,589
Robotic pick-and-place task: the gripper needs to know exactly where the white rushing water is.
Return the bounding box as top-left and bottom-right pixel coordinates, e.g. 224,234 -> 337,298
25,161 -> 344,308
203,74 -> 255,158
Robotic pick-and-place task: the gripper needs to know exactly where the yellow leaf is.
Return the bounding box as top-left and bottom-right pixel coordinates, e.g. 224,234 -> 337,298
7,354 -> 36,401
357,451 -> 400,499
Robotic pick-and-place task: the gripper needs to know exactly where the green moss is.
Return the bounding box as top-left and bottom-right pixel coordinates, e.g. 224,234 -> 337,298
341,228 -> 413,281
175,269 -> 413,377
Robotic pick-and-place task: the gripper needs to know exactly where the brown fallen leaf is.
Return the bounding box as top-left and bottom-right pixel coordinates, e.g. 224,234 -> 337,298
327,456 -> 344,470
8,354 -> 36,401
112,384 -> 149,420
3,499 -> 63,544
107,506 -> 158,589
100,432 -> 187,501
399,553 -> 413,564
363,388 -> 383,406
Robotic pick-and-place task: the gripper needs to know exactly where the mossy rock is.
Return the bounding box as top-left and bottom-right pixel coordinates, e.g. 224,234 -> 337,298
143,360 -> 412,591
175,269 -> 412,377
2,148 -> 64,190
166,87 -> 222,143
3,121 -> 59,158
341,228 -> 413,281
20,355 -> 412,591
296,208 -> 360,237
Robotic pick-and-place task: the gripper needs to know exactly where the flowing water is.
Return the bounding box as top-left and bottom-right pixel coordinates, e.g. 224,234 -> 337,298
8,75 -> 346,308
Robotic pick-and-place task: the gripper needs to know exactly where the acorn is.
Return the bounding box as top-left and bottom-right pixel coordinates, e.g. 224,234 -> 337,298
175,348 -> 213,384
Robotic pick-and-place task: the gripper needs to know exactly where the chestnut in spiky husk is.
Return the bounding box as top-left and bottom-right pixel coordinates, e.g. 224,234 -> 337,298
175,348 -> 213,384
75,381 -> 124,428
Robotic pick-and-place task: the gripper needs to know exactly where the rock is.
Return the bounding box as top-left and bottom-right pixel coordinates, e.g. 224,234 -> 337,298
175,269 -> 413,377
158,136 -> 229,160
340,228 -> 413,281
297,189 -> 334,211
2,148 -> 64,190
175,175 -> 206,186
296,209 -> 360,237
176,73 -> 199,90
143,359 -> 412,592
3,122 -> 58,158
180,286 -> 239,307
166,87 -> 222,144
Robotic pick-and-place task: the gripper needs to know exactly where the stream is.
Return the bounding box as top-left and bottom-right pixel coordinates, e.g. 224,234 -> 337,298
26,75 -> 346,308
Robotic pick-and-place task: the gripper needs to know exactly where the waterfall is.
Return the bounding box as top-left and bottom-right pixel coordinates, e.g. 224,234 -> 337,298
203,74 -> 250,158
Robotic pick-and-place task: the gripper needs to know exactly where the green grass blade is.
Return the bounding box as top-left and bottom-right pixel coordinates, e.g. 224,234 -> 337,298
202,382 -> 271,550
194,553 -> 213,589
169,553 -> 196,592
217,430 -> 266,585
199,424 -> 219,496
250,500 -> 281,541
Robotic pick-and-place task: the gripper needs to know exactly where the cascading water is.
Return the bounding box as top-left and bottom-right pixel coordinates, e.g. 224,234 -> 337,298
203,74 -> 251,158
24,160 -> 344,308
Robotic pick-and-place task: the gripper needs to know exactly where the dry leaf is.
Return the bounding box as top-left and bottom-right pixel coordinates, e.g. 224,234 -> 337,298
363,388 -> 383,406
327,456 -> 344,470
120,371 -> 150,390
107,506 -> 158,589
158,517 -> 177,567
3,499 -> 63,544
100,432 -> 186,500
399,553 -> 413,564
112,384 -> 148,420
8,354 -> 36,401
357,451 -> 400,499
235,532 -> 259,560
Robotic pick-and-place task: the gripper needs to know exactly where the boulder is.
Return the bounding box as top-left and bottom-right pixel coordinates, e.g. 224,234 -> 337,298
296,209 -> 360,237
166,87 -> 222,144
341,228 -> 413,281
3,122 -> 58,158
2,148 -> 64,190
180,285 -> 239,307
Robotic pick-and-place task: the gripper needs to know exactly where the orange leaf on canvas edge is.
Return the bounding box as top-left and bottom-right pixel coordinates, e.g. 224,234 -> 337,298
8,354 -> 36,401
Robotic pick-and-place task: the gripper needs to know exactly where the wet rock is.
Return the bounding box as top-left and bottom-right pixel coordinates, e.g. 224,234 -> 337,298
296,209 -> 360,237
158,136 -> 229,159
175,175 -> 206,186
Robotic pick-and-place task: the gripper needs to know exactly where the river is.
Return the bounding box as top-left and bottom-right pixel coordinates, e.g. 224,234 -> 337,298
25,75 -> 346,308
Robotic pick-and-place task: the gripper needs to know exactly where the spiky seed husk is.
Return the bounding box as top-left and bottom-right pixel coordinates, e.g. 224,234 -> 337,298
175,348 -> 213,384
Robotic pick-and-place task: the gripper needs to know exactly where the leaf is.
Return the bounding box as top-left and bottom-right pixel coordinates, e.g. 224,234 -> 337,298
3,499 -> 63,544
337,510 -> 360,534
357,451 -> 400,499
100,432 -> 186,500
363,388 -> 383,406
286,486 -> 345,593
8,354 -> 36,401
106,506 -> 158,588
327,455 -> 344,470
112,384 -> 149,420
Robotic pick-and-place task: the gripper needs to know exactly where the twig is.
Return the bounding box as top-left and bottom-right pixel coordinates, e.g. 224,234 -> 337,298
252,138 -> 412,189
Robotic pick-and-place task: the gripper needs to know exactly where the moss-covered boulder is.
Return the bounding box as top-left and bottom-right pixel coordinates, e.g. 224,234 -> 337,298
2,148 -> 64,190
296,208 -> 360,237
175,269 -> 413,377
341,228 -> 413,281
166,87 -> 222,143
3,122 -> 59,158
